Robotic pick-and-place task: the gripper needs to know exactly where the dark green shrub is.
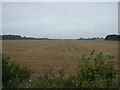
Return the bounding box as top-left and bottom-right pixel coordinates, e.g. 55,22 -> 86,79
2,55 -> 32,88
76,50 -> 117,88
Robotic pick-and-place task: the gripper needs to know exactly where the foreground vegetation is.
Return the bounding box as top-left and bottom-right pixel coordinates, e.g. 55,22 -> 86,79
2,55 -> 32,88
2,50 -> 118,88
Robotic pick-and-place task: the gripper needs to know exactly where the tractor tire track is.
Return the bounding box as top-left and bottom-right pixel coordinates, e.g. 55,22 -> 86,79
70,41 -> 81,52
66,40 -> 72,52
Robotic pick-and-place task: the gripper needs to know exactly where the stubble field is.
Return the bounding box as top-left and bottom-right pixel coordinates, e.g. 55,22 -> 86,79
2,40 -> 118,75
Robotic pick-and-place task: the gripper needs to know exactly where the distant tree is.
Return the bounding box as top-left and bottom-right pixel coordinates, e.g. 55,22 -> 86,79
2,34 -> 50,40
105,34 -> 120,41
0,35 -> 2,40
80,38 -> 83,40
2,35 -> 22,40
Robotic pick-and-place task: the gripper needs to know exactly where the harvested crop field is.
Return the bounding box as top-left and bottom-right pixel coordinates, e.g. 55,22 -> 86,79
2,40 -> 118,75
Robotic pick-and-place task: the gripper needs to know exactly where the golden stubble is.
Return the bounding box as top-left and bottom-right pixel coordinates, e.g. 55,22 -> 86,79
2,40 -> 118,75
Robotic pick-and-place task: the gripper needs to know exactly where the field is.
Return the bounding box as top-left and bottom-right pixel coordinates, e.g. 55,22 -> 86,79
2,40 -> 118,75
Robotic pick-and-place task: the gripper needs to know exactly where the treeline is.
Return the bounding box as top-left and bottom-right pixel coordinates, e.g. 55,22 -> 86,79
77,37 -> 104,40
105,34 -> 120,41
1,34 -> 104,40
1,34 -> 120,41
77,34 -> 120,41
1,35 -> 50,40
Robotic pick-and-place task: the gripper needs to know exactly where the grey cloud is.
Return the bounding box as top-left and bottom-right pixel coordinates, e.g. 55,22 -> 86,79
2,2 -> 118,39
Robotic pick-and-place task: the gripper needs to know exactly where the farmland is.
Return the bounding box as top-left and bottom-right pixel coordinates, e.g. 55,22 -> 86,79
2,40 -> 118,75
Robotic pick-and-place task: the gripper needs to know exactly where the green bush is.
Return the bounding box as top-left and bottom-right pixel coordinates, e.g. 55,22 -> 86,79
2,55 -> 32,88
76,50 -> 118,88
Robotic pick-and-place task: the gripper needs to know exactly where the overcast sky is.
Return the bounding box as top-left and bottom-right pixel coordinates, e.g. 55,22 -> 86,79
2,2 -> 118,39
